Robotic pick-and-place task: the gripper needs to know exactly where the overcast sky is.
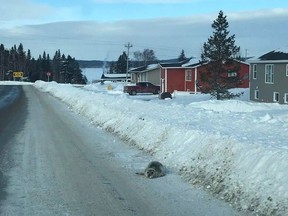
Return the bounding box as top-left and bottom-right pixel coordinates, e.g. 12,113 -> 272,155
0,0 -> 287,60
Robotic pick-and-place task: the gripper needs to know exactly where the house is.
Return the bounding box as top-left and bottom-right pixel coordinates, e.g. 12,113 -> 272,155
249,48 -> 288,104
129,64 -> 160,85
160,58 -> 249,93
188,59 -> 249,93
129,58 -> 249,94
160,59 -> 197,93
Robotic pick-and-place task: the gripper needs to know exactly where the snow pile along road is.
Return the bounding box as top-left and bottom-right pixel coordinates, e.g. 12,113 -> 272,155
34,81 -> 288,216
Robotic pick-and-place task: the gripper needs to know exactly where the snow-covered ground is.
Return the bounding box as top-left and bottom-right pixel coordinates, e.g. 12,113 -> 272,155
2,80 -> 288,215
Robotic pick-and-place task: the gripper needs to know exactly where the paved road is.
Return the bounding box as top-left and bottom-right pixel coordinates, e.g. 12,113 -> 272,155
0,85 -> 26,209
0,85 -> 246,216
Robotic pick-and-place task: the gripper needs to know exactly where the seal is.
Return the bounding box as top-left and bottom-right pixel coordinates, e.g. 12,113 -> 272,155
136,161 -> 166,179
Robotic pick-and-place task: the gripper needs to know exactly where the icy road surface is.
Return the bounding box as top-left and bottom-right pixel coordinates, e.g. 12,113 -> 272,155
0,85 -> 247,216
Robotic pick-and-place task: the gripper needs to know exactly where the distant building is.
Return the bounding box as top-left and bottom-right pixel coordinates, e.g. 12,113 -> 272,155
100,73 -> 130,82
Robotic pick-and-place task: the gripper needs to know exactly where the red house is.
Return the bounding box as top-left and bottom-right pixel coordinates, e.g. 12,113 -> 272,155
160,59 -> 249,93
160,61 -> 197,93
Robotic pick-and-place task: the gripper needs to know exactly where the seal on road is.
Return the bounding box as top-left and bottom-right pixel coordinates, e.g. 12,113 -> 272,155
136,161 -> 166,179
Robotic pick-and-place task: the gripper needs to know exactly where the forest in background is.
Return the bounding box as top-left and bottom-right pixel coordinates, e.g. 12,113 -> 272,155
0,43 -> 87,84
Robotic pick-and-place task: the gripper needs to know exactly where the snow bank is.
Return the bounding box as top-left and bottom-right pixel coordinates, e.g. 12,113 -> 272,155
34,81 -> 288,215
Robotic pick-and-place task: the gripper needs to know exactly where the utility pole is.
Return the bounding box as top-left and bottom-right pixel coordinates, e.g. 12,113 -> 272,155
125,42 -> 133,82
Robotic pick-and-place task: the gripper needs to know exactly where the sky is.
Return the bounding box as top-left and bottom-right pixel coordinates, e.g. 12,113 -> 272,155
0,0 -> 288,60
2,80 -> 287,215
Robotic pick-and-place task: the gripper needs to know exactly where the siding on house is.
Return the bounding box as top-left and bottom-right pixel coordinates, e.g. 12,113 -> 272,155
129,65 -> 160,85
147,68 -> 161,85
161,68 -> 195,93
249,60 -> 288,104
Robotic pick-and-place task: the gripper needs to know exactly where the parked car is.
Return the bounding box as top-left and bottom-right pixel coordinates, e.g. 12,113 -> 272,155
124,82 -> 160,95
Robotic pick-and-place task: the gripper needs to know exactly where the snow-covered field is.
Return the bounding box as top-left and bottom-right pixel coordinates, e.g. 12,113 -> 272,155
2,80 -> 288,215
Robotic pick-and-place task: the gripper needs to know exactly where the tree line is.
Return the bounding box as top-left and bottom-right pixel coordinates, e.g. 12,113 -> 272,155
0,43 -> 87,84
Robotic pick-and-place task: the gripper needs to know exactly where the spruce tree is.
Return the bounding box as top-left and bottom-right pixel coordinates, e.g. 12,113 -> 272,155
178,49 -> 187,62
0,44 -> 5,80
201,10 -> 242,100
52,50 -> 61,82
115,52 -> 127,73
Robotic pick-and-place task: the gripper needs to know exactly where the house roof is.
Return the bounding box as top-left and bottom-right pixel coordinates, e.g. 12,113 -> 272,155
129,64 -> 159,73
159,58 -> 194,68
129,65 -> 149,72
259,50 -> 288,60
252,47 -> 288,61
182,58 -> 204,67
249,47 -> 288,63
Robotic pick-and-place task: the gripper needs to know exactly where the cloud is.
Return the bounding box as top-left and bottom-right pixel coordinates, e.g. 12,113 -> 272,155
0,0 -> 52,21
0,8 -> 287,60
227,8 -> 288,21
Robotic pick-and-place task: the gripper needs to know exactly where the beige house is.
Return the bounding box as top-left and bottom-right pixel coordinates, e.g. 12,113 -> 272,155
129,64 -> 161,86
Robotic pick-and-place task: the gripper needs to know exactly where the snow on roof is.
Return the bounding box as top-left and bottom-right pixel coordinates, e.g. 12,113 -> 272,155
101,73 -> 129,78
182,57 -> 202,67
146,63 -> 158,70
274,45 -> 288,54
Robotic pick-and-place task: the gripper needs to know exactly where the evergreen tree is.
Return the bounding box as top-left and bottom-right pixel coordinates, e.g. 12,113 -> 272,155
201,10 -> 242,100
52,50 -> 61,82
0,44 -> 5,80
178,49 -> 187,62
17,43 -> 26,72
29,55 -> 42,82
9,45 -> 18,71
60,54 -> 68,83
26,49 -> 32,77
40,51 -> 50,81
115,52 -> 127,73
29,58 -> 38,82
66,55 -> 86,84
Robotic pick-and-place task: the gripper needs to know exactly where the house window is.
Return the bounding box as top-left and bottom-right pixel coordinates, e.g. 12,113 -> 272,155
227,71 -> 237,77
253,64 -> 257,79
185,69 -> 192,81
284,93 -> 288,104
254,90 -> 259,99
286,64 -> 288,77
265,64 -> 274,83
273,92 -> 279,102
